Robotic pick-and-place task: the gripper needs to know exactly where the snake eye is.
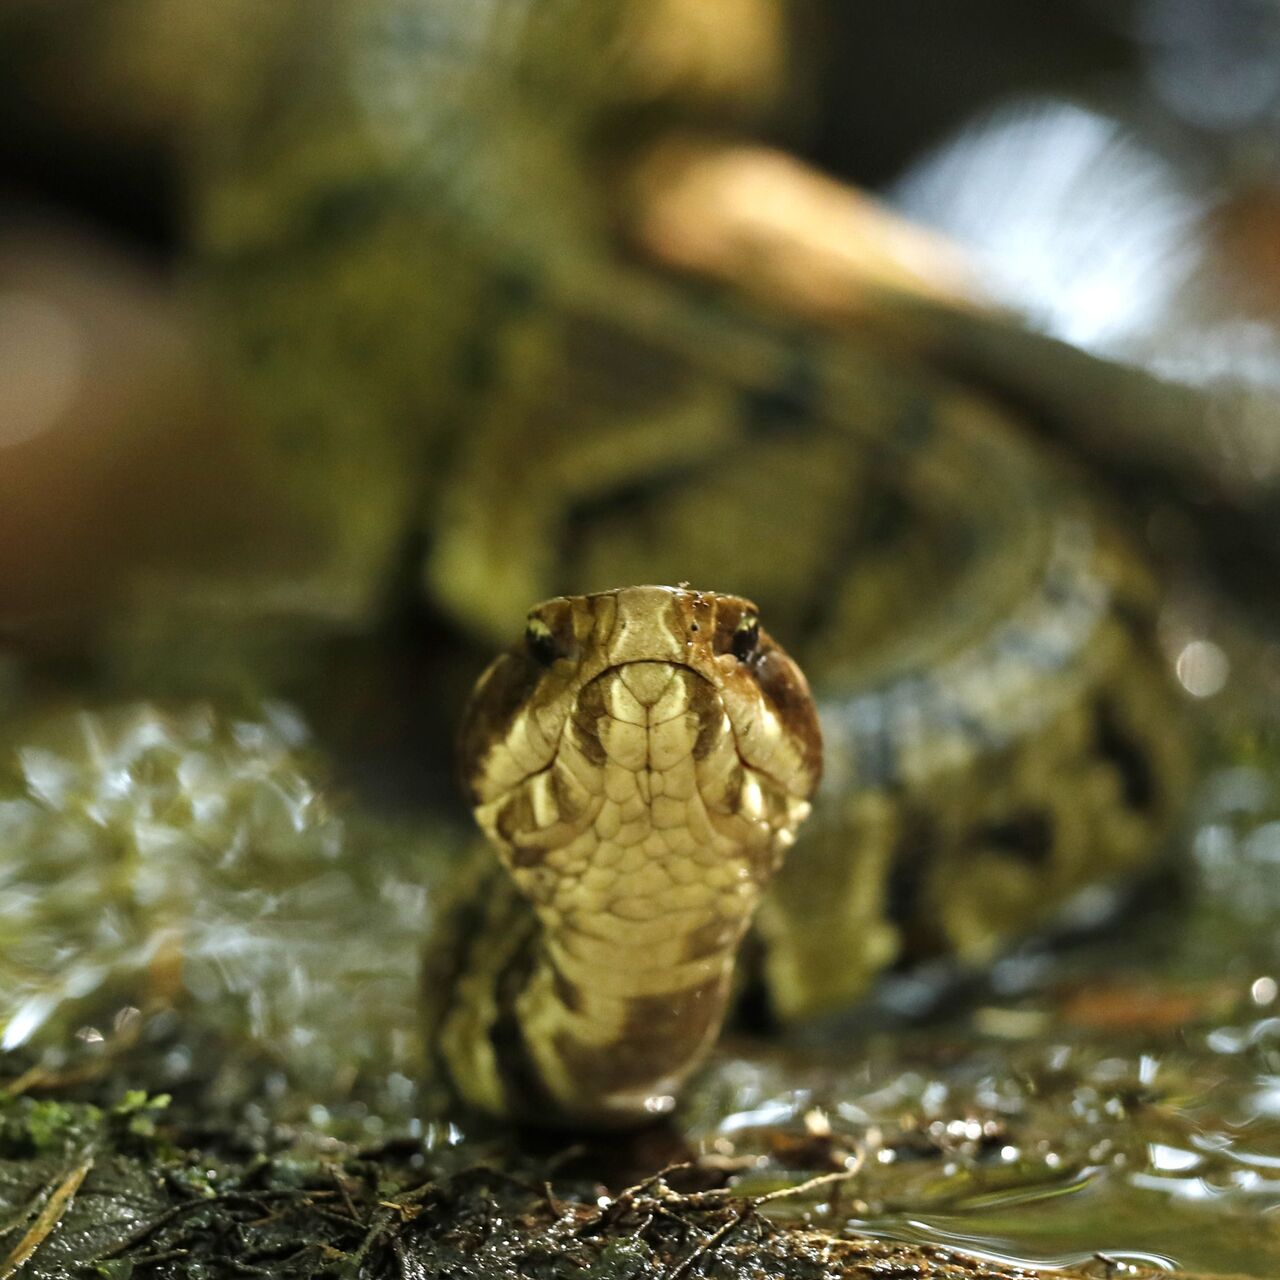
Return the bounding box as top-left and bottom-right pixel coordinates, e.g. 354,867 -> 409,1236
731,612 -> 760,663
525,616 -> 559,666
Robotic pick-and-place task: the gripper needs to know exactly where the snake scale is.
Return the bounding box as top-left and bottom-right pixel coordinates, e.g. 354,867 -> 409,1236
8,1 -> 1193,1125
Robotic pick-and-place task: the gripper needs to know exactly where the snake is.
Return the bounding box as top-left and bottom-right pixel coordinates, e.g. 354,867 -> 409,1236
437,586 -> 821,1126
435,561 -> 1186,1126
2,1 -> 1195,1126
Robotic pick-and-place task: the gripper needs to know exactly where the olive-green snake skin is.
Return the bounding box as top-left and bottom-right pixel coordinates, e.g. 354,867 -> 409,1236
437,550 -> 1185,1125
186,0 -> 1190,1126
1,0 -> 1195,1127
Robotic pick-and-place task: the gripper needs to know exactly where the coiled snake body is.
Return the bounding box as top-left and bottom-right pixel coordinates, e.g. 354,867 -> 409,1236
439,557 -> 1185,1125
254,0 -> 1190,1126
12,0 -> 1192,1125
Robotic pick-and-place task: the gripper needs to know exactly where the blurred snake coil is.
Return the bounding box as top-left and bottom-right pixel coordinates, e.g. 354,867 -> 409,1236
4,2 -> 1193,1124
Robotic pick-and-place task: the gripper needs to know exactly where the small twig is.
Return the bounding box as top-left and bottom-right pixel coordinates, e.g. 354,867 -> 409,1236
0,1061 -> 109,1096
329,1165 -> 362,1223
0,1151 -> 94,1279
226,1258 -> 276,1277
391,1178 -> 443,1207
665,1185 -> 738,1207
751,1159 -> 865,1209
310,1205 -> 368,1234
625,1208 -> 655,1240
345,1205 -> 397,1273
93,1188 -> 336,1261
0,1066 -> 47,1098
567,1161 -> 698,1239
667,1204 -> 753,1280
542,1180 -> 571,1219
667,1150 -> 866,1280
95,1199 -> 190,1259
617,1161 -> 697,1207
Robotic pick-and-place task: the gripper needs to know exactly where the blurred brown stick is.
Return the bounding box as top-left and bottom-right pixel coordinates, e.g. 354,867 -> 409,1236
626,136 -> 1280,603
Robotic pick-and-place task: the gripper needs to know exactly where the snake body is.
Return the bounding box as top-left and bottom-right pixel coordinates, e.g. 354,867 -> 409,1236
439,529 -> 1185,1125
181,0 -> 1191,1124
2,1 -> 1194,1123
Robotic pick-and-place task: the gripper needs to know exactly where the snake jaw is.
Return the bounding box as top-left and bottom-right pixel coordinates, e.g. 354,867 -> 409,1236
447,585 -> 821,1124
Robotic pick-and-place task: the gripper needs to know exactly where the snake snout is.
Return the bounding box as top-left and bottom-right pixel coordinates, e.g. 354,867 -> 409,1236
611,660 -> 684,710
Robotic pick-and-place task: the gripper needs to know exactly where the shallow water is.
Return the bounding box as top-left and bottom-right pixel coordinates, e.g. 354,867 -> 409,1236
680,748 -> 1280,1276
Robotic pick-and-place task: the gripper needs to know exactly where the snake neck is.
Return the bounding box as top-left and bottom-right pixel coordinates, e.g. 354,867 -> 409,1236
514,920 -> 743,1124
432,865 -> 750,1128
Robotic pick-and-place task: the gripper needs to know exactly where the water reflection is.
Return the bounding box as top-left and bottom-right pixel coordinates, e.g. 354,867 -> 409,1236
0,702 -> 460,1107
892,98 -> 1206,356
890,89 -> 1280,416
8,693 -> 1280,1269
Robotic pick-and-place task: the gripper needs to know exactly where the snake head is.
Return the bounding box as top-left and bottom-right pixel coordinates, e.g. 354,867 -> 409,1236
457,584 -> 821,915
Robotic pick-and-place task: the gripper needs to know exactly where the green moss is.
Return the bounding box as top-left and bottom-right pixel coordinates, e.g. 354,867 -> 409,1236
1,1099 -> 100,1157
